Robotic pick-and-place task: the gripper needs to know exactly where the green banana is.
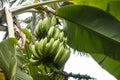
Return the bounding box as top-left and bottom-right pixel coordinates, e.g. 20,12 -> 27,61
59,31 -> 64,41
31,15 -> 70,69
34,25 -> 39,37
31,55 -> 37,60
47,26 -> 55,38
63,37 -> 67,44
30,44 -> 40,59
29,58 -> 41,66
44,17 -> 51,32
34,23 -> 40,37
43,37 -> 48,47
38,38 -> 44,54
53,28 -> 60,40
34,20 -> 43,38
51,16 -> 57,26
42,19 -> 47,34
35,41 -> 42,57
50,39 -> 60,55
44,43 -> 51,56
57,48 -> 70,68
54,45 -> 64,64
44,38 -> 54,56
38,20 -> 43,34
38,19 -> 47,38
35,41 -> 39,53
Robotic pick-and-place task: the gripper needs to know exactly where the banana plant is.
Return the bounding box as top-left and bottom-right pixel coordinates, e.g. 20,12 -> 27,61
56,0 -> 120,79
0,0 -> 120,80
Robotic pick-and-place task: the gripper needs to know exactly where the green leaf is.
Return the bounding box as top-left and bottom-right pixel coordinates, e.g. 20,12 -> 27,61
21,28 -> 32,43
15,49 -> 33,80
70,0 -> 110,10
9,56 -> 17,80
56,5 -> 120,79
91,54 -> 120,79
108,1 -> 120,20
0,38 -> 17,79
69,0 -> 120,20
56,5 -> 120,60
0,38 -> 33,80
15,68 -> 33,80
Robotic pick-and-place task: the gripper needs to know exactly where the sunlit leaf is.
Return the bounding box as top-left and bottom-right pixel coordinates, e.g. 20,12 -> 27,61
56,5 -> 120,60
91,54 -> 120,79
69,0 -> 110,11
56,5 -> 120,79
69,0 -> 120,21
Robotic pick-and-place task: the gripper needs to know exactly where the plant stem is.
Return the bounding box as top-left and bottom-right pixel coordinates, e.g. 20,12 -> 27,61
58,71 -> 96,80
10,0 -> 67,15
5,7 -> 15,38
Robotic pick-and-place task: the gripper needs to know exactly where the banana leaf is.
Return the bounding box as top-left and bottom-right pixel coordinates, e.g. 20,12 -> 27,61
0,38 -> 33,80
69,0 -> 120,20
56,5 -> 120,79
108,1 -> 120,20
69,0 -> 109,10
91,54 -> 120,79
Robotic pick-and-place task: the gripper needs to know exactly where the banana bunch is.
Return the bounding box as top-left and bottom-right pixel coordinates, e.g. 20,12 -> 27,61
34,17 -> 51,40
30,16 -> 70,71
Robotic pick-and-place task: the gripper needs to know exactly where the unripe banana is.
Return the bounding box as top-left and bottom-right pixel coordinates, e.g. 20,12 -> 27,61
47,26 -> 55,38
34,20 -> 43,38
31,55 -> 38,60
35,41 -> 39,53
43,37 -> 48,47
44,17 -> 51,32
42,21 -> 47,35
54,45 -> 64,64
34,26 -> 39,37
38,20 -> 43,34
57,48 -> 70,68
30,44 -> 39,59
29,58 -> 41,66
50,39 -> 60,56
44,38 -> 54,56
35,41 -> 42,57
38,20 -> 47,38
63,37 -> 67,44
51,16 -> 57,26
38,38 -> 44,54
53,28 -> 61,40
31,15 -> 70,69
59,31 -> 64,41
34,26 -> 39,38
44,43 -> 51,56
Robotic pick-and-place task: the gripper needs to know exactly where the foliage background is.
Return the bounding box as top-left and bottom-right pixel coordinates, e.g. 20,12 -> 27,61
0,0 -> 120,80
